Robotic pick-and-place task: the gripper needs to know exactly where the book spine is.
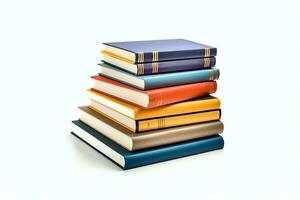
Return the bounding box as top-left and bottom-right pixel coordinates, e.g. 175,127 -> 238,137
136,57 -> 216,75
143,68 -> 220,90
137,110 -> 221,132
147,81 -> 217,108
135,48 -> 217,63
123,135 -> 224,170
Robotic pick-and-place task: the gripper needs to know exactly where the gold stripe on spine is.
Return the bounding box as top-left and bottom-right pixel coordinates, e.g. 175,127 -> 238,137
152,63 -> 154,73
137,64 -> 144,75
209,70 -> 214,80
152,51 -> 158,62
140,52 -> 142,62
152,51 -> 155,62
204,48 -> 211,57
156,89 -> 162,107
137,64 -> 140,75
158,118 -> 165,128
158,118 -> 161,129
152,62 -> 158,73
204,58 -> 210,68
138,52 -> 144,63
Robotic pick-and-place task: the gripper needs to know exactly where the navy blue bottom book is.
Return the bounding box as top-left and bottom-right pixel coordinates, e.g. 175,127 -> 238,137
71,120 -> 224,170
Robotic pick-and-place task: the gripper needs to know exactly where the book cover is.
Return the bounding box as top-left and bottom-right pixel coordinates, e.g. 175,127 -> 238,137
89,98 -> 221,132
101,50 -> 216,75
99,62 -> 220,90
91,75 -> 217,108
71,120 -> 224,170
103,39 -> 217,63
78,106 -> 224,151
87,89 -> 221,120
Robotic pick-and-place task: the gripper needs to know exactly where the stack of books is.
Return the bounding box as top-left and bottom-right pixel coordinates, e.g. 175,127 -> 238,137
71,39 -> 224,170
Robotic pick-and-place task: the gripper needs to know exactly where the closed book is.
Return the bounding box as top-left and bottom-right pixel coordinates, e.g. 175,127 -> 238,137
89,98 -> 221,132
103,39 -> 217,63
101,50 -> 216,75
87,89 -> 221,120
91,75 -> 217,109
99,62 -> 220,90
77,106 -> 224,151
71,120 -> 224,170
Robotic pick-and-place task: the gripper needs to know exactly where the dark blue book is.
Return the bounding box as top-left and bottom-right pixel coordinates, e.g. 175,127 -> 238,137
101,55 -> 216,75
71,120 -> 224,170
99,62 -> 220,90
102,39 -> 217,63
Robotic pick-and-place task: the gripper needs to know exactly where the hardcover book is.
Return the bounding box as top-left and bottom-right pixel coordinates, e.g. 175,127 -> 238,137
89,98 -> 221,132
99,63 -> 220,90
101,50 -> 216,75
87,89 -> 221,120
71,120 -> 224,170
102,39 -> 217,63
77,106 -> 224,151
91,75 -> 217,108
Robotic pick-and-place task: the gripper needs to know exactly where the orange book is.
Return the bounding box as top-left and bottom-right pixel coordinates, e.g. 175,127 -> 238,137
91,75 -> 217,109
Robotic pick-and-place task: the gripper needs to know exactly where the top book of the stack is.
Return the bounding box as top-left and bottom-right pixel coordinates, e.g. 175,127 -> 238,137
101,39 -> 217,75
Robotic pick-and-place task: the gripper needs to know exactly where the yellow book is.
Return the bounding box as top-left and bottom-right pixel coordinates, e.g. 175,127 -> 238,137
87,89 -> 221,120
137,110 -> 220,132
87,89 -> 221,132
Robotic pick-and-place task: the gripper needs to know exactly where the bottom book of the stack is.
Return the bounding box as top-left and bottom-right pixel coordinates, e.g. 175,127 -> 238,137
71,119 -> 224,170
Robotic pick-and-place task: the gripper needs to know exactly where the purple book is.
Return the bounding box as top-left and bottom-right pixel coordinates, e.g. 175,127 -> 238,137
101,57 -> 216,76
103,39 -> 217,63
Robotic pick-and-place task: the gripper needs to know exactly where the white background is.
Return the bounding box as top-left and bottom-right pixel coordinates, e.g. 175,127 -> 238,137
0,0 -> 299,199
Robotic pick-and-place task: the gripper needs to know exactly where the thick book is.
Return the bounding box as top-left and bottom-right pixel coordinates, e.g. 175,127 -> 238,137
99,62 -> 220,90
101,50 -> 216,75
91,75 -> 217,109
77,106 -> 224,151
71,120 -> 224,170
102,39 -> 217,63
89,98 -> 221,132
87,89 -> 221,120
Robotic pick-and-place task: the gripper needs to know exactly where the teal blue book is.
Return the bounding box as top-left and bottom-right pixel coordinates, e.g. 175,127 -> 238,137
99,63 -> 220,90
71,120 -> 224,170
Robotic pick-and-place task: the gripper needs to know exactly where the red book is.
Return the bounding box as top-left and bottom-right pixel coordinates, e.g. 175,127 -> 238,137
91,75 -> 217,109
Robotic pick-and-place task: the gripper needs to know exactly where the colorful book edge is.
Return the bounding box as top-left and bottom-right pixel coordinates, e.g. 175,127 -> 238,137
71,120 -> 224,170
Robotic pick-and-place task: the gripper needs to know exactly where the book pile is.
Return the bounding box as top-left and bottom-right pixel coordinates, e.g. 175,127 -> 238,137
71,39 -> 224,170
